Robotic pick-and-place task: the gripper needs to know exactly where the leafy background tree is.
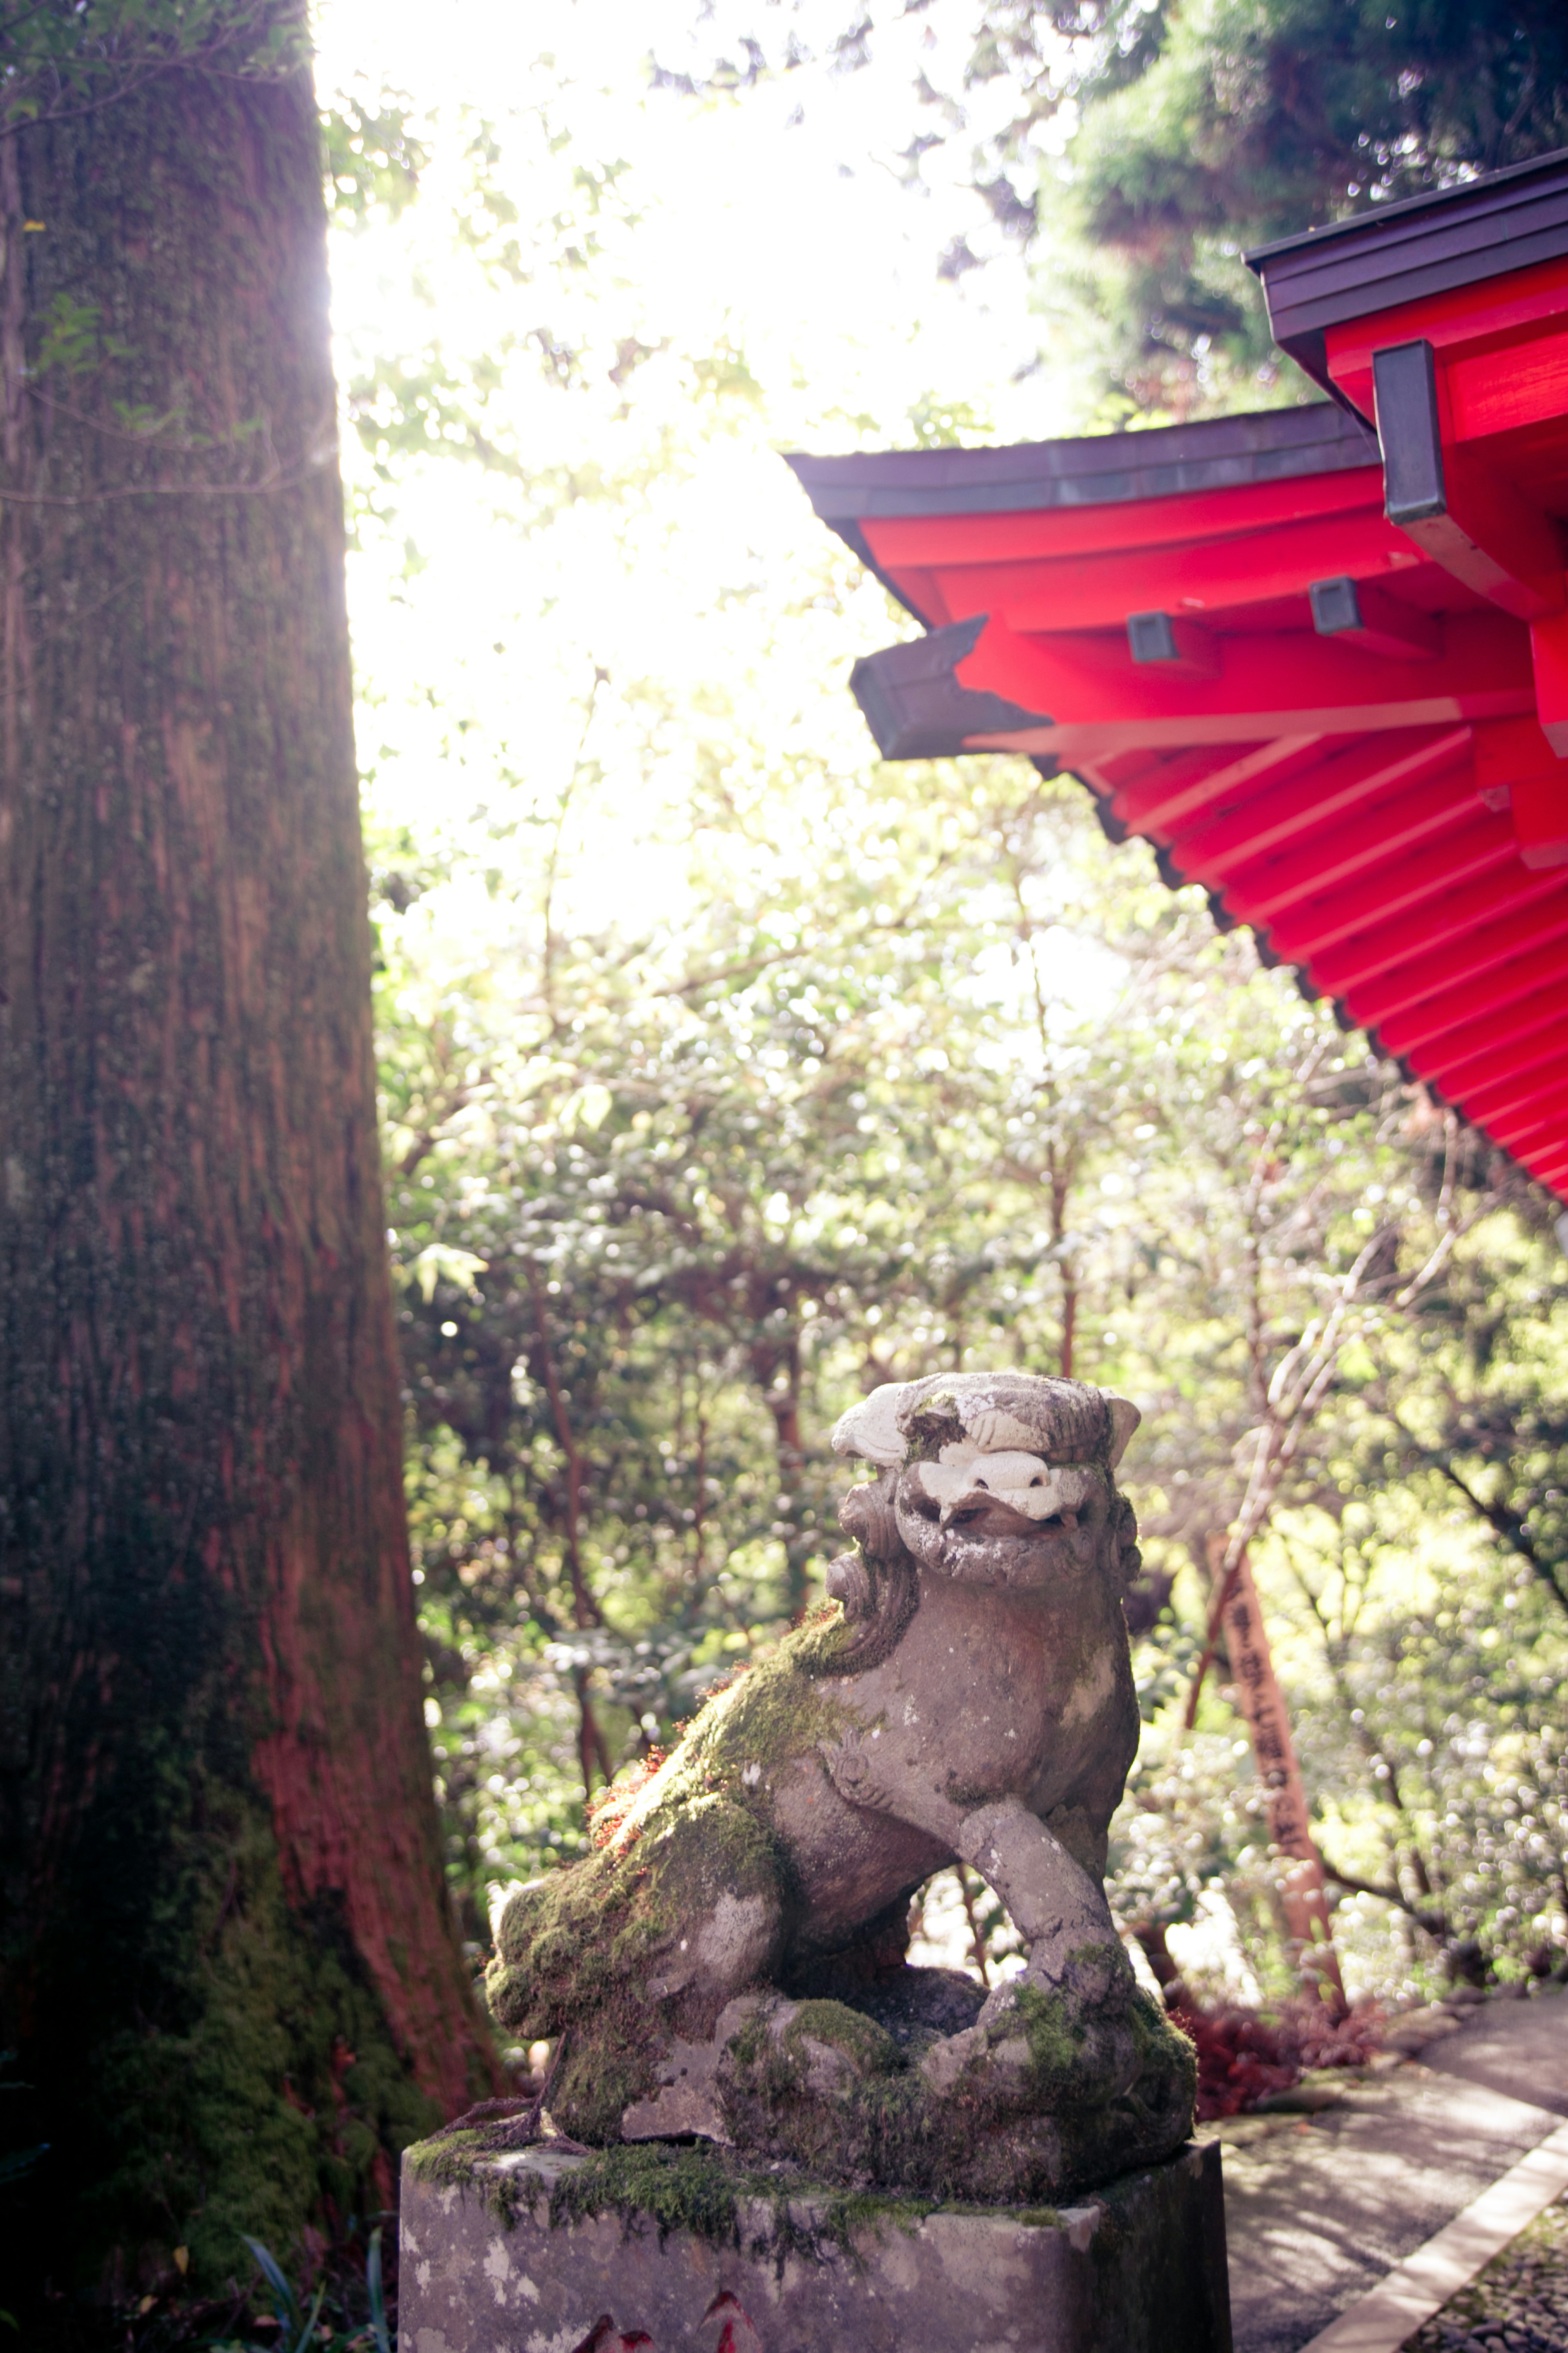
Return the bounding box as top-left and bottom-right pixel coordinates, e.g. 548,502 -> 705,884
645,0 -> 1568,408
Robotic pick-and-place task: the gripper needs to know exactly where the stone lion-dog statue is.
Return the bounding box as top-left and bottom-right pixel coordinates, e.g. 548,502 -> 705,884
486,1371 -> 1195,2201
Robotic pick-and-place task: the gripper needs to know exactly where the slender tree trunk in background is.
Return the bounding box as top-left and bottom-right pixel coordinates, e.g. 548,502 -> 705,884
755,1330 -> 811,1619
0,40 -> 494,2296
527,1271 -> 612,1795
1046,1154 -> 1077,1379
1207,1538 -> 1346,2014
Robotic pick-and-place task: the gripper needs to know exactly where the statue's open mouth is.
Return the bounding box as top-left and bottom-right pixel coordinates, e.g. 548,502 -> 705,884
941,1493 -> 1079,1534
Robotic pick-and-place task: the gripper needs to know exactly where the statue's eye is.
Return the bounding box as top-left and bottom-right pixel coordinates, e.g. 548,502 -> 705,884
1029,1475 -> 1043,1487
974,1477 -> 989,1490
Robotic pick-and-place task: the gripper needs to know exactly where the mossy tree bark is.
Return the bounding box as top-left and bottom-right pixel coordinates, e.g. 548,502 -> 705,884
0,31 -> 496,2297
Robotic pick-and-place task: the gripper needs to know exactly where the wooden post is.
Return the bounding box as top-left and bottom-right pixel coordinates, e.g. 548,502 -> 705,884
1207,1535 -> 1346,2013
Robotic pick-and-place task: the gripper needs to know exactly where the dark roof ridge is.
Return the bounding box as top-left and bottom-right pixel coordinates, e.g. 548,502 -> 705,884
786,402 -> 1378,524
1246,148 -> 1568,399
1245,143 -> 1568,268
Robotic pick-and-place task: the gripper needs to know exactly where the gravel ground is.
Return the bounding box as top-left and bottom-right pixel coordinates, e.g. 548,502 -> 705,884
1402,2191 -> 1568,2351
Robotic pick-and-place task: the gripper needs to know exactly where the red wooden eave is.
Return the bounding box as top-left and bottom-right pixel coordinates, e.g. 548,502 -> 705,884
788,150 -> 1568,1202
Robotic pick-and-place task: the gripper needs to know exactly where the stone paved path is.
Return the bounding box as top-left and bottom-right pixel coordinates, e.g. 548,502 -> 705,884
1214,1994 -> 1568,2353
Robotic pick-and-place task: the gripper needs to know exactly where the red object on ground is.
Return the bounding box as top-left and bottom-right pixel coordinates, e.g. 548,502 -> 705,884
1172,1996 -> 1385,2121
789,152 -> 1568,1200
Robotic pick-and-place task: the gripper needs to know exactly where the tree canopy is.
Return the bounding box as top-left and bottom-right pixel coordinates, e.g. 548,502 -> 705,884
642,0 -> 1568,408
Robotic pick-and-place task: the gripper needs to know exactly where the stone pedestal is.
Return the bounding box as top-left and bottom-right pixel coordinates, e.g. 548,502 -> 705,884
399,2133 -> 1232,2353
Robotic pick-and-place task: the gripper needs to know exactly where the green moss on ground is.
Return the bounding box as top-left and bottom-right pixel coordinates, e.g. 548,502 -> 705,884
810,2183 -> 937,2255
406,2130 -> 1083,2271
404,2126 -> 503,2189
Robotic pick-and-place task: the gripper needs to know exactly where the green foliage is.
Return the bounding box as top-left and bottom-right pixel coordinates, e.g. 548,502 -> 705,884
1042,0 -> 1568,410
28,291 -> 131,379
241,2239 -> 326,2353
630,0 -> 1561,414
366,626 -> 1568,1987
320,87 -> 426,229
0,0 -> 306,137
337,107 -> 646,504
135,2223 -> 399,2353
380,740 -> 1568,1994
661,1 -> 1568,413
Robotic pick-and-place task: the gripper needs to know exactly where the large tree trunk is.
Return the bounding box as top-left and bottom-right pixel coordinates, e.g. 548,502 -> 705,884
0,38 -> 494,2297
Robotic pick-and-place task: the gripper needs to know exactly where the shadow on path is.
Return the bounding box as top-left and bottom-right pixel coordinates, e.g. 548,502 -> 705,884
1220,1994 -> 1568,2353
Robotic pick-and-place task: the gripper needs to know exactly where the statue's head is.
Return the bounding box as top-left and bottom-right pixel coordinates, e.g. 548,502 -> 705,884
832,1372 -> 1140,1594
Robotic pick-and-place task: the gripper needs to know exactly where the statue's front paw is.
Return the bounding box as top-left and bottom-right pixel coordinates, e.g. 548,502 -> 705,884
918,2021 -> 988,2096
1000,1930 -> 1133,2010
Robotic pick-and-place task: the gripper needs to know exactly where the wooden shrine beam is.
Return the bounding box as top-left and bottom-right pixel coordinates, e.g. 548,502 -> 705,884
1440,1011 -> 1568,1104
1491,1090 -> 1568,1153
895,498 -> 1403,636
1476,1068 -> 1568,1139
1345,885 -> 1568,1028
1310,863 -> 1568,995
1373,338 -> 1567,625
1218,763 -> 1481,923
852,453 -> 1382,572
953,609 -> 1533,754
1107,737 -> 1318,836
1165,729 -> 1468,884
1461,1057 -> 1568,1129
1224,769 -> 1481,912
1530,607 -> 1568,759
1376,930 -> 1568,1058
1419,975 -> 1568,1080
1264,816 -> 1519,961
800,158 -> 1568,1200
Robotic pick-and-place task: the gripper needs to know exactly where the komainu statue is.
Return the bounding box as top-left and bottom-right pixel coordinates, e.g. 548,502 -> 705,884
487,1372 -> 1196,2201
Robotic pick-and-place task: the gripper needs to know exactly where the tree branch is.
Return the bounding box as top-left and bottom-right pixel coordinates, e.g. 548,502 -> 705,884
1320,1862 -> 1446,1939
1436,1460 -> 1568,1621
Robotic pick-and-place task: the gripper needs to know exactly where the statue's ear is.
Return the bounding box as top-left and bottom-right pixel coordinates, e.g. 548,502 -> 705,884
832,1383 -> 909,1467
1102,1393 -> 1140,1470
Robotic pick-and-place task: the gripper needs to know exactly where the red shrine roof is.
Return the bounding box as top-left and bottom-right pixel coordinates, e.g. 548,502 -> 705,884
788,149 -> 1568,1201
